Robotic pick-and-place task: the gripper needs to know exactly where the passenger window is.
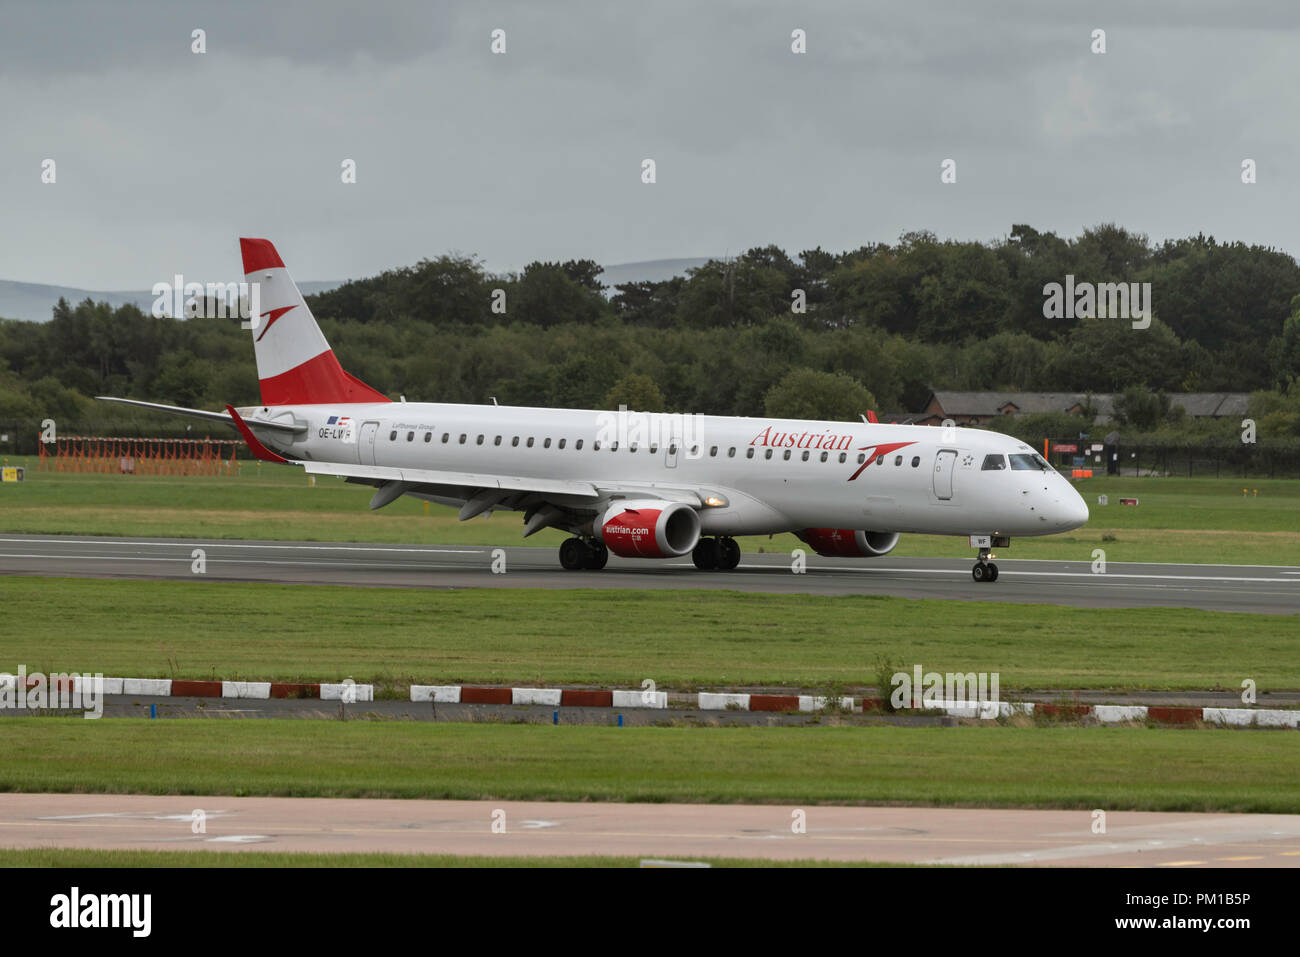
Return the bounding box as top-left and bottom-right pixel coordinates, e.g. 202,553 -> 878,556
801,450 -> 809,461
982,454 -> 1007,471
424,432 -> 432,443
857,454 -> 866,464
494,436 -> 501,446
876,455 -> 884,465
783,449 -> 792,460
894,455 -> 902,466
526,437 -> 534,448
630,443 -> 638,453
728,448 -> 736,458
839,453 -> 847,464
764,449 -> 773,460
650,444 -> 658,454
558,438 -> 566,449
710,446 -> 718,457
511,436 -> 519,447
746,448 -> 755,459
911,456 -> 920,467
543,438 -> 551,448
821,452 -> 828,462
576,439 -> 583,450
593,440 -> 601,451
476,435 -> 484,445
459,434 -> 467,444
442,433 -> 449,443
690,445 -> 698,457
389,430 -> 397,441
611,442 -> 619,451
407,432 -> 414,442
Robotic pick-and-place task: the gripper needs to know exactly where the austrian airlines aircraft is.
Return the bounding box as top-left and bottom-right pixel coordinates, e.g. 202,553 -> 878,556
101,239 -> 1089,583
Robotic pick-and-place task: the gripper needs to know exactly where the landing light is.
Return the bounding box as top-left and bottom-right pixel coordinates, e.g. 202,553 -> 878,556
703,494 -> 728,508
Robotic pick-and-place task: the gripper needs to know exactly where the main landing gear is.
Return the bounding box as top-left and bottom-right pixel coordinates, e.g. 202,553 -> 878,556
692,536 -> 741,571
972,546 -> 999,583
559,537 -> 608,571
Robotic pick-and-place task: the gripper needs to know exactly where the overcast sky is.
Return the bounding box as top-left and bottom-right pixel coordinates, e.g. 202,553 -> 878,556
2,0 -> 1298,288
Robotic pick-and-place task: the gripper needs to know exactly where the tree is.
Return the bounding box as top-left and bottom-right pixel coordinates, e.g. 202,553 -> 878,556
603,373 -> 665,412
764,368 -> 876,421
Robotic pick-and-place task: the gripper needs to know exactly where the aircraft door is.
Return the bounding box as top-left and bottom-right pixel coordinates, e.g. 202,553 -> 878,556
359,421 -> 380,466
933,449 -> 956,500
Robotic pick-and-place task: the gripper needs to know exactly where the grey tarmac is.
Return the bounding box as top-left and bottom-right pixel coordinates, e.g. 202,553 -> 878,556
2,534 -> 1298,613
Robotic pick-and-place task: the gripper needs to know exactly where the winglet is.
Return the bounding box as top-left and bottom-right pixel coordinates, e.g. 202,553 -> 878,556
866,410 -> 879,423
226,404 -> 290,464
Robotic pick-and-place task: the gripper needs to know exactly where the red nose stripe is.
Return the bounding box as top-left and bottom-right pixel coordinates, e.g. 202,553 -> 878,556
240,237 -> 286,274
258,350 -> 390,405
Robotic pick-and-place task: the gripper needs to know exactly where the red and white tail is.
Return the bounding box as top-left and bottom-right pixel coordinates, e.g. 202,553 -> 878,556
240,238 -> 390,406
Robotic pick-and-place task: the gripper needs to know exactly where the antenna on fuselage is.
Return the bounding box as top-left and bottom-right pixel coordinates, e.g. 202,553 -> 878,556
490,396 -> 498,406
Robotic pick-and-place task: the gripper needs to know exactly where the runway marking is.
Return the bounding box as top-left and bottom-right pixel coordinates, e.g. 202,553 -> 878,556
8,550 -> 1292,584
1216,855 -> 1263,861
1157,860 -> 1207,867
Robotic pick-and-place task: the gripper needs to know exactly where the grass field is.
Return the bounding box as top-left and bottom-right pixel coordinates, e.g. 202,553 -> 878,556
1,720 -> 1296,812
6,577 -> 1298,691
0,848 -> 876,868
2,457 -> 1298,564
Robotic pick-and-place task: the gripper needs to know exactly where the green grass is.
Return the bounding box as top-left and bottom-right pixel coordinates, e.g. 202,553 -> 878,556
0,848 -> 876,868
6,577 -> 1298,691
2,721 -> 1296,812
3,457 -> 1298,563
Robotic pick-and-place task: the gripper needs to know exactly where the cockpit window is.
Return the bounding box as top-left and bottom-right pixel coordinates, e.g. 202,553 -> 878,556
981,454 -> 1006,471
1008,452 -> 1053,471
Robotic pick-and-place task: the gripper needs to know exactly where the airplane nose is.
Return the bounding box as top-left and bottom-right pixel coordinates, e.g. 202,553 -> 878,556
1054,488 -> 1090,529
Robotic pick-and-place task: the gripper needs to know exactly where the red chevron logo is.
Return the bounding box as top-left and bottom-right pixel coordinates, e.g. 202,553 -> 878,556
255,305 -> 297,342
847,441 -> 917,481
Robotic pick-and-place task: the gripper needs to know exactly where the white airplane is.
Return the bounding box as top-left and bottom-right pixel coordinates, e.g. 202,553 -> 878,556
100,238 -> 1089,583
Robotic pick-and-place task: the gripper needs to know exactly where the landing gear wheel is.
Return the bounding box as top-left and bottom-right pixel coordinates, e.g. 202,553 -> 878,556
559,537 -> 588,571
972,562 -> 989,583
986,562 -> 999,582
584,540 -> 608,570
718,537 -> 741,571
691,538 -> 720,570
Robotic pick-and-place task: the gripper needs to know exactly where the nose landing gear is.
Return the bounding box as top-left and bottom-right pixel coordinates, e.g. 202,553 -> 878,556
969,534 -> 1007,583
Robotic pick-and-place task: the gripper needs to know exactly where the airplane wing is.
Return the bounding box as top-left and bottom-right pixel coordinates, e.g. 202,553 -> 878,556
95,397 -> 306,434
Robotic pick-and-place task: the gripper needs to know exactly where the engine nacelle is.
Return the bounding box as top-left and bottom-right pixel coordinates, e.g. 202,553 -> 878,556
598,499 -> 701,558
797,528 -> 900,558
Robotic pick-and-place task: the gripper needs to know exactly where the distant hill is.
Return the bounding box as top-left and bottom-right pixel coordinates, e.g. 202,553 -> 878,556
598,258 -> 711,291
0,280 -> 343,323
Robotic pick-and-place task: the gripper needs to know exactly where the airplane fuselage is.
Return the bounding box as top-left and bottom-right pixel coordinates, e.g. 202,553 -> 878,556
245,402 -> 1090,539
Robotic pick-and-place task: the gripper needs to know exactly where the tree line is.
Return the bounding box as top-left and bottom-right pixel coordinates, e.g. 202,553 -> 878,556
2,223 -> 1300,451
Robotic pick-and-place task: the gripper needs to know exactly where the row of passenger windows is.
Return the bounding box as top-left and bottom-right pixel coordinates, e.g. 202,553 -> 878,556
386,428 -> 924,468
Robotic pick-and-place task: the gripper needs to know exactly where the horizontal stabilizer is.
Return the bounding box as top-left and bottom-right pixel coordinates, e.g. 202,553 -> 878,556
95,397 -> 305,434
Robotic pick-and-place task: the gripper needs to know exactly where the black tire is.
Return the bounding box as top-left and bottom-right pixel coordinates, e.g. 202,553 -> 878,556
691,538 -> 720,570
971,562 -> 988,583
987,562 -> 999,582
718,537 -> 741,571
559,537 -> 587,571
585,541 -> 609,570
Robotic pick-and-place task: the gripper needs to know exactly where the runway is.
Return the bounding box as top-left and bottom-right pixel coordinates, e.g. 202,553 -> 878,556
2,534 -> 1298,613
3,793 -> 1298,866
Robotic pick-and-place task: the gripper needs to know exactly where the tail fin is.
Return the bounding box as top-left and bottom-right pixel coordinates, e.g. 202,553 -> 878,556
240,238 -> 389,406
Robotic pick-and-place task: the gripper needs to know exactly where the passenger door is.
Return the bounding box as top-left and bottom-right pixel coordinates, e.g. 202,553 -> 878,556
932,449 -> 956,500
359,421 -> 380,466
